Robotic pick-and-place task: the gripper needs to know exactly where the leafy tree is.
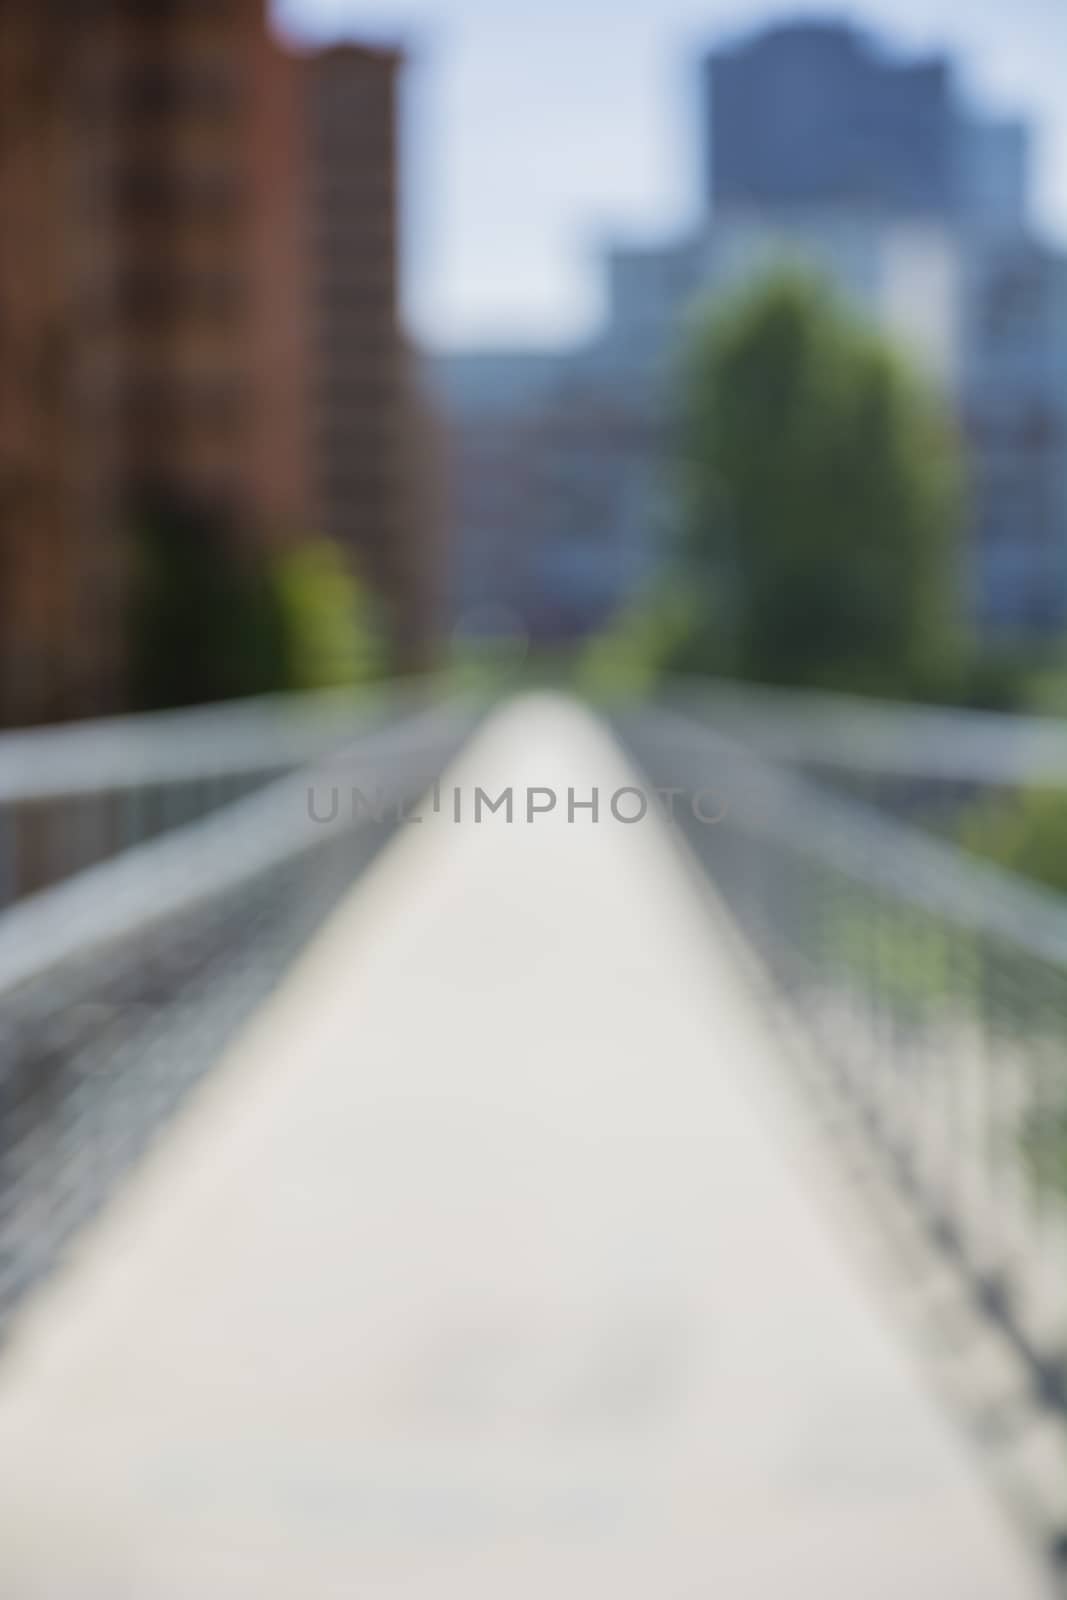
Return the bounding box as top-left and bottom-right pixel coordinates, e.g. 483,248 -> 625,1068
272,539 -> 384,691
126,495 -> 381,710
672,272 -> 966,698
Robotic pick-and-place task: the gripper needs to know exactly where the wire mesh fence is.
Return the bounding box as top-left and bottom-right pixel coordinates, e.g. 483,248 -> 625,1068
0,698 -> 477,1337
0,683 -> 438,908
619,703 -> 1067,1421
668,676 -> 1067,842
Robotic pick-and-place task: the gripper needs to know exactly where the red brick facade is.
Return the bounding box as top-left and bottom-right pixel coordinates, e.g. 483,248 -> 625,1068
0,2 -> 435,724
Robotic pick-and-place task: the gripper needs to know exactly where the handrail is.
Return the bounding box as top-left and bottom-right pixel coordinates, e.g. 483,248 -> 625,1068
662,677 -> 1067,784
0,680 -> 449,802
0,679 -> 464,908
0,702 -> 474,999
631,703 -> 1067,964
0,697 -> 479,1329
618,701 -> 1067,1423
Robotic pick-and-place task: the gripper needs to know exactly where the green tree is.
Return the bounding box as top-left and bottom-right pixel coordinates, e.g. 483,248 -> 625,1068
272,539 -> 384,691
673,272 -> 966,698
127,495 -> 382,710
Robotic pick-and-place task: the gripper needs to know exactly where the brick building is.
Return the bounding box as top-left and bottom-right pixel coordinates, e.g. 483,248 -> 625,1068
0,2 -> 436,726
300,43 -> 439,670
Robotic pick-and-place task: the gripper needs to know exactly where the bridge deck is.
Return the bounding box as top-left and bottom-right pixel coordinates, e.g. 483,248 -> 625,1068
0,697 -> 1048,1597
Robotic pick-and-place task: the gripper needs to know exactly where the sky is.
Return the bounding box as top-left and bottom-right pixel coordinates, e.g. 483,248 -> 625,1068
276,0 -> 1067,351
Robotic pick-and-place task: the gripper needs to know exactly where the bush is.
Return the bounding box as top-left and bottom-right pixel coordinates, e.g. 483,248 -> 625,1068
127,493 -> 287,711
126,494 -> 381,709
271,539 -> 384,692
580,590 -> 703,700
959,785 -> 1067,895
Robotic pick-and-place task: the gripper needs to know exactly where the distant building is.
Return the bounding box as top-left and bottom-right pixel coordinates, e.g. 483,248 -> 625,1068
954,115 -> 1031,234
960,241 -> 1067,634
703,22 -> 956,219
521,374 -> 667,638
432,351 -> 570,634
435,347 -> 666,642
702,20 -> 1031,234
434,350 -> 566,421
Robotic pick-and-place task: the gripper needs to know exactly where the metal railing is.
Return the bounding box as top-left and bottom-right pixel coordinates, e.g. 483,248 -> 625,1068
0,682 -> 441,908
619,703 -> 1067,1424
0,697 -> 478,1334
671,677 -> 1067,785
669,677 -> 1067,839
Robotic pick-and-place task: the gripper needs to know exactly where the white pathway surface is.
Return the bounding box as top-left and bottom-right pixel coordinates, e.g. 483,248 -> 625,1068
0,697 -> 1049,1598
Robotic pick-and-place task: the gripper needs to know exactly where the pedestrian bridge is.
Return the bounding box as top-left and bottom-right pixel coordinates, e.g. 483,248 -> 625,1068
0,689 -> 1062,1596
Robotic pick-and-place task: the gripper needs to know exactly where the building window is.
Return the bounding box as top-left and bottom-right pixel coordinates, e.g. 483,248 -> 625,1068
114,269 -> 244,324
87,61 -> 242,122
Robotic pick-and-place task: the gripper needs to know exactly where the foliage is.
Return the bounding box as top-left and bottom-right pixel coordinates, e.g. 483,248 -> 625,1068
936,642 -> 1067,714
664,272 -> 966,698
955,778 -> 1067,1198
1021,1106 -> 1067,1199
1013,658 -> 1067,718
579,590 -> 704,700
126,495 -> 381,710
127,493 -> 287,711
958,784 -> 1067,895
271,539 -> 384,691
446,622 -> 532,695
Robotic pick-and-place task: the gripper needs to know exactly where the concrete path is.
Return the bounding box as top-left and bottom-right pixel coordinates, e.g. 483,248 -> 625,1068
0,696 -> 1049,1597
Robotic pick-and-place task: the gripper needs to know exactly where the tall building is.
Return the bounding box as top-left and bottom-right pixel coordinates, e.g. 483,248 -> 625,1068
703,22 -> 956,219
521,375 -> 666,638
955,115 -> 1031,234
301,44 -> 438,670
438,349 -> 664,642
433,351 -> 567,633
0,3 -> 436,726
702,20 -> 1032,235
0,5 -> 84,723
0,0 -> 306,724
961,241 -> 1067,634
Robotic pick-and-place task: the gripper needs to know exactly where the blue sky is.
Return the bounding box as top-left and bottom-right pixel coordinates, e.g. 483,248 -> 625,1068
276,0 -> 1067,350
